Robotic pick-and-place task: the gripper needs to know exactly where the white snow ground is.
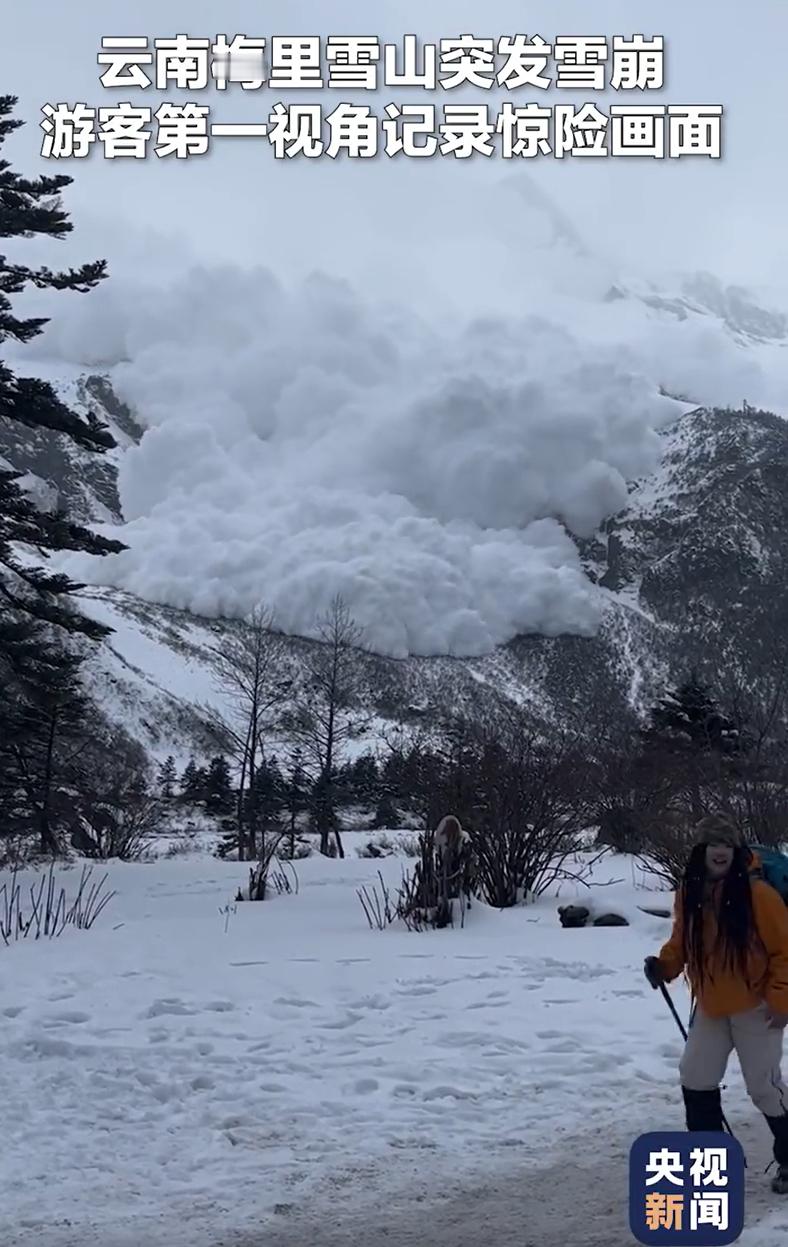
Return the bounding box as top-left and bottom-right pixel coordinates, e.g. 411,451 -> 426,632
1,843 -> 786,1246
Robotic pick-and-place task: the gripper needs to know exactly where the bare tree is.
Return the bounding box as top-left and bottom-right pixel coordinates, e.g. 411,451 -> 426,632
207,606 -> 292,860
288,595 -> 369,858
469,712 -> 594,907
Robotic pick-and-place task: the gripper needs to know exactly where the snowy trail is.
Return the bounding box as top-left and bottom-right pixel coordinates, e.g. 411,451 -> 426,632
240,1120 -> 788,1247
3,847 -> 788,1245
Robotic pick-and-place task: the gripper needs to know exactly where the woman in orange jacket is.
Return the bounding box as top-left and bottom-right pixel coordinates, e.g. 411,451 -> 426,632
644,813 -> 788,1193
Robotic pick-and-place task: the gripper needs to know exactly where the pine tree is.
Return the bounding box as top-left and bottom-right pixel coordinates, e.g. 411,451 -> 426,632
0,94 -> 124,639
157,756 -> 177,800
251,754 -> 285,840
371,790 -> 401,831
205,755 -> 233,814
349,753 -> 379,806
180,759 -> 204,803
644,675 -> 739,754
4,641 -> 90,853
308,771 -> 340,851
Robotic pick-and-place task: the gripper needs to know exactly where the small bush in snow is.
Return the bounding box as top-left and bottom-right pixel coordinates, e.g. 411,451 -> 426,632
163,838 -> 202,860
238,834 -> 298,901
356,832 -> 422,860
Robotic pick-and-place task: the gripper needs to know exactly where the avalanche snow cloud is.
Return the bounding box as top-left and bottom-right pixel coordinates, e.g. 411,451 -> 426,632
41,263 -> 691,658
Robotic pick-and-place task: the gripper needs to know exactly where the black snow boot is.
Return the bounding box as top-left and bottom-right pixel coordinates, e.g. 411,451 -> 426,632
683,1086 -> 724,1133
765,1115 -> 788,1192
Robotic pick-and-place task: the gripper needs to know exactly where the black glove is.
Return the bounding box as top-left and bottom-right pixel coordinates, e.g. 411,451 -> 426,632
644,956 -> 664,989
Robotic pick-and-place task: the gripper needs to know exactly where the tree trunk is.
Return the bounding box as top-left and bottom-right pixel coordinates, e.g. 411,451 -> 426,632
38,711 -> 59,855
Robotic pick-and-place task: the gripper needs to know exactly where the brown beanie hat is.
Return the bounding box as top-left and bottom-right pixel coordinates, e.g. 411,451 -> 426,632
692,813 -> 744,848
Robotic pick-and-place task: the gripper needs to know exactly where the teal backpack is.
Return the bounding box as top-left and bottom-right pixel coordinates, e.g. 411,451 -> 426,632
750,845 -> 788,906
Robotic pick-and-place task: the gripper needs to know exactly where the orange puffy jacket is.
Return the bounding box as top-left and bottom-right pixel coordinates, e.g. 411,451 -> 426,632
657,853 -> 788,1018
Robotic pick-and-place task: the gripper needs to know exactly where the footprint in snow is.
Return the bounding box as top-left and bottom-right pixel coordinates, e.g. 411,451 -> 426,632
345,995 -> 391,1012
319,1011 -> 363,1030
273,997 -> 319,1010
145,999 -> 198,1019
42,1011 -> 90,1026
353,1078 -> 379,1094
3,1006 -> 24,1018
423,1085 -> 478,1102
542,1039 -> 578,1054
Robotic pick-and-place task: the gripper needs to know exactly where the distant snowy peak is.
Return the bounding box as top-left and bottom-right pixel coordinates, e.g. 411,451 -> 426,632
607,271 -> 788,346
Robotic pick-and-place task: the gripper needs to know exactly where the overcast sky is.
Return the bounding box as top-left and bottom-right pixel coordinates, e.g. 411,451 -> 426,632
4,0 -> 788,310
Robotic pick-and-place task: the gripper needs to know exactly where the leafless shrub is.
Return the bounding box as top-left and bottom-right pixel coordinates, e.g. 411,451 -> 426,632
357,871 -> 396,930
245,831 -> 287,901
66,734 -> 163,861
73,791 -> 161,862
467,717 -> 593,908
268,859 -> 299,896
0,863 -> 115,946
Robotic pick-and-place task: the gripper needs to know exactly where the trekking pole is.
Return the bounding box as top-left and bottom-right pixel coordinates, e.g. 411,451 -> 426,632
658,983 -> 738,1143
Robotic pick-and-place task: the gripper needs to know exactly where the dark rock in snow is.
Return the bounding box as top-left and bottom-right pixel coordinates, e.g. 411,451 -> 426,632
558,905 -> 591,928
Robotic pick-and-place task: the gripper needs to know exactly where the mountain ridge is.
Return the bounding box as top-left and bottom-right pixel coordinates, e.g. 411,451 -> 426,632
4,351 -> 788,764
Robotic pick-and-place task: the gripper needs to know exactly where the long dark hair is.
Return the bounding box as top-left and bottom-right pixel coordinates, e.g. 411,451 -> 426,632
681,844 -> 760,986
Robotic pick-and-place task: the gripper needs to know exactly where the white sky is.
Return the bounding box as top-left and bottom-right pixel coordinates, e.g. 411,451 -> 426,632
3,0 -> 788,306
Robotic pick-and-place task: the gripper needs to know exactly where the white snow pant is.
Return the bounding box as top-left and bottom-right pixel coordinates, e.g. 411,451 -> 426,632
680,1002 -> 788,1117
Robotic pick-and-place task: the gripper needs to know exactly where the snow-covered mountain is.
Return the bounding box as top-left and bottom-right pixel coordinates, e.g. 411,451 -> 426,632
6,153 -> 788,765
4,333 -> 788,766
